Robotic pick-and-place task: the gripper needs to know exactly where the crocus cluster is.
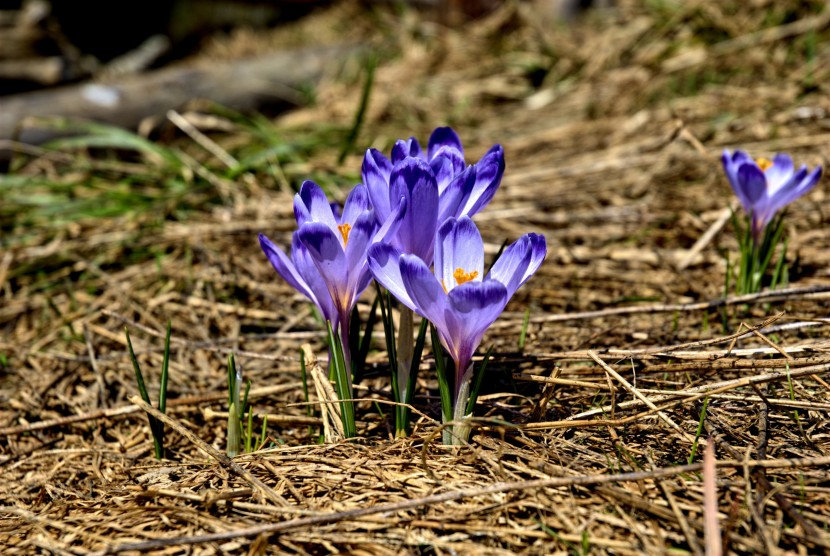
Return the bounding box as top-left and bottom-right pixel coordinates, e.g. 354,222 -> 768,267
260,127 -> 546,443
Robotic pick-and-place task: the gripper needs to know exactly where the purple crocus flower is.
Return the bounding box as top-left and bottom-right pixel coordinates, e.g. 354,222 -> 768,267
362,127 -> 505,263
722,149 -> 822,239
259,181 -> 405,367
368,216 -> 546,429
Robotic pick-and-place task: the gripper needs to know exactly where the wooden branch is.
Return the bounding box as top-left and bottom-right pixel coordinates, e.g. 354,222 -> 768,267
0,44 -> 361,144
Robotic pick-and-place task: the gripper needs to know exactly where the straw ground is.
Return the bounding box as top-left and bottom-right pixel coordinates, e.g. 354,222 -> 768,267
2,1 -> 830,553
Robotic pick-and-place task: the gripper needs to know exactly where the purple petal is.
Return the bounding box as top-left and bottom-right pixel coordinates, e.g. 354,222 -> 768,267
297,223 -> 351,313
430,146 -> 466,193
259,233 -> 315,302
343,212 -> 376,293
399,253 -> 450,330
437,166 -> 475,223
362,149 -> 393,223
722,150 -> 750,205
434,216 -> 484,294
291,235 -> 339,325
769,165 -> 822,215
372,195 -> 407,245
765,153 -> 794,194
340,184 -> 371,226
428,127 -> 463,161
460,145 -> 505,217
735,163 -> 767,210
487,233 -> 547,299
260,233 -> 338,325
390,157 -> 439,262
443,280 -> 508,377
367,243 -> 415,310
391,138 -> 424,164
295,181 -> 338,231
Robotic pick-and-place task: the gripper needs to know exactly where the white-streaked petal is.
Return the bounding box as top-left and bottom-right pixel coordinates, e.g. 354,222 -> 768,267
435,216 -> 484,293
367,243 -> 415,310
296,181 -> 338,232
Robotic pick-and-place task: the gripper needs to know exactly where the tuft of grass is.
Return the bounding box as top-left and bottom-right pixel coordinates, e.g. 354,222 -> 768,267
125,321 -> 172,460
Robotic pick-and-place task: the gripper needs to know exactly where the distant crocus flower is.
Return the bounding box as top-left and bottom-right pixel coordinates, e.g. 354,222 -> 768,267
362,127 -> 505,262
722,149 -> 822,239
259,181 -> 404,367
368,216 -> 546,438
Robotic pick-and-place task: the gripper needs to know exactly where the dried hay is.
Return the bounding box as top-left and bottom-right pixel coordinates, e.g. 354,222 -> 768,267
2,0 -> 830,553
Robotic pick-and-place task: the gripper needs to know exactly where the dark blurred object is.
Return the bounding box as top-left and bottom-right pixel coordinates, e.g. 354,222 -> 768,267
50,0 -> 328,63
366,0 -> 611,26
0,0 -> 331,95
0,44 -> 358,147
0,0 -> 95,92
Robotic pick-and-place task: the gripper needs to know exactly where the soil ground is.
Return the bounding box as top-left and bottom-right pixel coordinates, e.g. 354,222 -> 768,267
2,1 -> 830,554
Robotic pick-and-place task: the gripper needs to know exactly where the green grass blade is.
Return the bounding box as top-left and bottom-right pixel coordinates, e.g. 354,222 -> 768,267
465,345 -> 494,416
259,415 -> 269,450
687,397 -> 709,464
241,379 -> 252,421
245,406 -> 254,453
125,327 -> 164,460
227,353 -> 236,407
377,287 -> 399,402
327,321 -> 356,438
338,55 -> 377,164
356,295 -> 381,378
430,324 -> 453,425
158,321 -> 171,414
227,402 -> 241,457
518,308 -> 531,350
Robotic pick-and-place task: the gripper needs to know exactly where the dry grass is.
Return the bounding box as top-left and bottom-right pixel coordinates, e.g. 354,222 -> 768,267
2,0 -> 830,553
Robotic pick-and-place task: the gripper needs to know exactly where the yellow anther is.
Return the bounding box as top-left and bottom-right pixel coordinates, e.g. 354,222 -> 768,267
338,223 -> 352,246
453,268 -> 478,286
755,157 -> 773,172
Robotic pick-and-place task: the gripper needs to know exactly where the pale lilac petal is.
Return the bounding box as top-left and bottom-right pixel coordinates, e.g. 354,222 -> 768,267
399,254 -> 450,330
764,153 -> 794,194
769,165 -> 822,215
736,164 -> 767,207
343,212 -> 376,293
259,233 -> 315,302
367,243 -> 415,310
391,138 -> 423,164
722,150 -> 750,208
487,233 -> 547,299
437,167 -> 475,224
435,217 -> 484,294
372,195 -> 407,245
362,149 -> 393,223
291,235 -> 339,325
340,184 -> 371,226
297,223 -> 350,313
430,146 -> 465,193
443,280 -> 508,377
296,181 -> 338,231
460,145 -> 504,217
428,127 -> 463,161
390,157 -> 439,262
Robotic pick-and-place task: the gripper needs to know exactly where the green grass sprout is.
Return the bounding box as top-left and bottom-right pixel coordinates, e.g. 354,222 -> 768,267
125,321 -> 172,460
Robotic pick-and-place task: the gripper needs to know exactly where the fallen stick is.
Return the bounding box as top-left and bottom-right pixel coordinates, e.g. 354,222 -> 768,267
0,44 -> 360,145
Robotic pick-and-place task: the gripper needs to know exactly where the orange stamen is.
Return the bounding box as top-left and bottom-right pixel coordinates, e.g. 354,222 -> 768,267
338,223 -> 352,246
453,268 -> 478,286
755,157 -> 773,172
